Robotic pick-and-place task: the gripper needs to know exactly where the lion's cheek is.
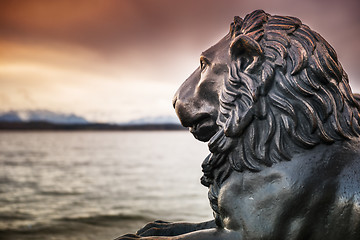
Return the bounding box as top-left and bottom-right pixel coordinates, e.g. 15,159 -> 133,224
217,170 -> 294,237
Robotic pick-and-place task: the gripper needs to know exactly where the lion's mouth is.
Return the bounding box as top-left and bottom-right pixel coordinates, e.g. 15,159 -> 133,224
189,115 -> 219,142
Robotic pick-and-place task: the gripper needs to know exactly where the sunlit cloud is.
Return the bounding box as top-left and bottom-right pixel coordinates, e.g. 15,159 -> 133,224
0,40 -> 182,122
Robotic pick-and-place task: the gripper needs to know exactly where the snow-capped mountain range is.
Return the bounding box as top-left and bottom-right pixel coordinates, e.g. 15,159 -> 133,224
0,110 -> 88,124
0,110 -> 180,125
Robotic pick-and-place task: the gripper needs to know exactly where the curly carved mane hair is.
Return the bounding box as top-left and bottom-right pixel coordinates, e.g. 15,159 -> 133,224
201,10 -> 360,188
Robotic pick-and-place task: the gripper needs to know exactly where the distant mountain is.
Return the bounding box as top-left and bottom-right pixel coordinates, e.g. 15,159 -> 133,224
0,111 -> 186,131
0,111 -> 180,125
0,110 -> 88,124
0,112 -> 22,122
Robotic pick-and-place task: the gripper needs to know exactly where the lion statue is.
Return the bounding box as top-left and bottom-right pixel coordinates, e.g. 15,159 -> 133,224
116,10 -> 360,240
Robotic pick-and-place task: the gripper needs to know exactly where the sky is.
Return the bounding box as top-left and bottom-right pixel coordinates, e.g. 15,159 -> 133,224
0,0 -> 359,123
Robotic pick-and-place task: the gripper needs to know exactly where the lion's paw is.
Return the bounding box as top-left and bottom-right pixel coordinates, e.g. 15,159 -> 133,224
136,220 -> 173,236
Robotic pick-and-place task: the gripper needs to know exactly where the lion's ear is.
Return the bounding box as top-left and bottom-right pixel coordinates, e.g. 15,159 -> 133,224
230,35 -> 264,73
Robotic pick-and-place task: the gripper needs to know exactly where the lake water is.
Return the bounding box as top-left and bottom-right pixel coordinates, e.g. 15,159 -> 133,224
0,131 -> 213,240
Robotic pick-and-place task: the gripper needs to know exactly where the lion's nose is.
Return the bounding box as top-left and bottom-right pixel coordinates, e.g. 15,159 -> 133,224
172,88 -> 193,127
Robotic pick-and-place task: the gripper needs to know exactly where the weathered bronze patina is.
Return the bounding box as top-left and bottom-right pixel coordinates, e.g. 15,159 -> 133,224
117,10 -> 360,240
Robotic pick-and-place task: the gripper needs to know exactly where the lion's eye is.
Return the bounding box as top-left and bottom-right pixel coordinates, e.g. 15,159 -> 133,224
200,60 -> 206,71
200,57 -> 209,72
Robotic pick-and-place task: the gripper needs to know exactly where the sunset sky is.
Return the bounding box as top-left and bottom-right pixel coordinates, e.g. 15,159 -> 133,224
1,0 -> 359,123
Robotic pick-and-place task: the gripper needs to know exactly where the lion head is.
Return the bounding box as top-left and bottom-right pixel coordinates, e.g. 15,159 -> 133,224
173,10 -> 360,187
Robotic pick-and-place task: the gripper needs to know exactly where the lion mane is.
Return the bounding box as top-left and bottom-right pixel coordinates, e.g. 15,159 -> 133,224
201,10 -> 360,221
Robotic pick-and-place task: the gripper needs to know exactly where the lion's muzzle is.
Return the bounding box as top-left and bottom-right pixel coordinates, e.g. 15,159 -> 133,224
173,68 -> 220,142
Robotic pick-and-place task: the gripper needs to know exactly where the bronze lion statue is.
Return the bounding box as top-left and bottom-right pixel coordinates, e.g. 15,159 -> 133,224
117,10 -> 360,240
